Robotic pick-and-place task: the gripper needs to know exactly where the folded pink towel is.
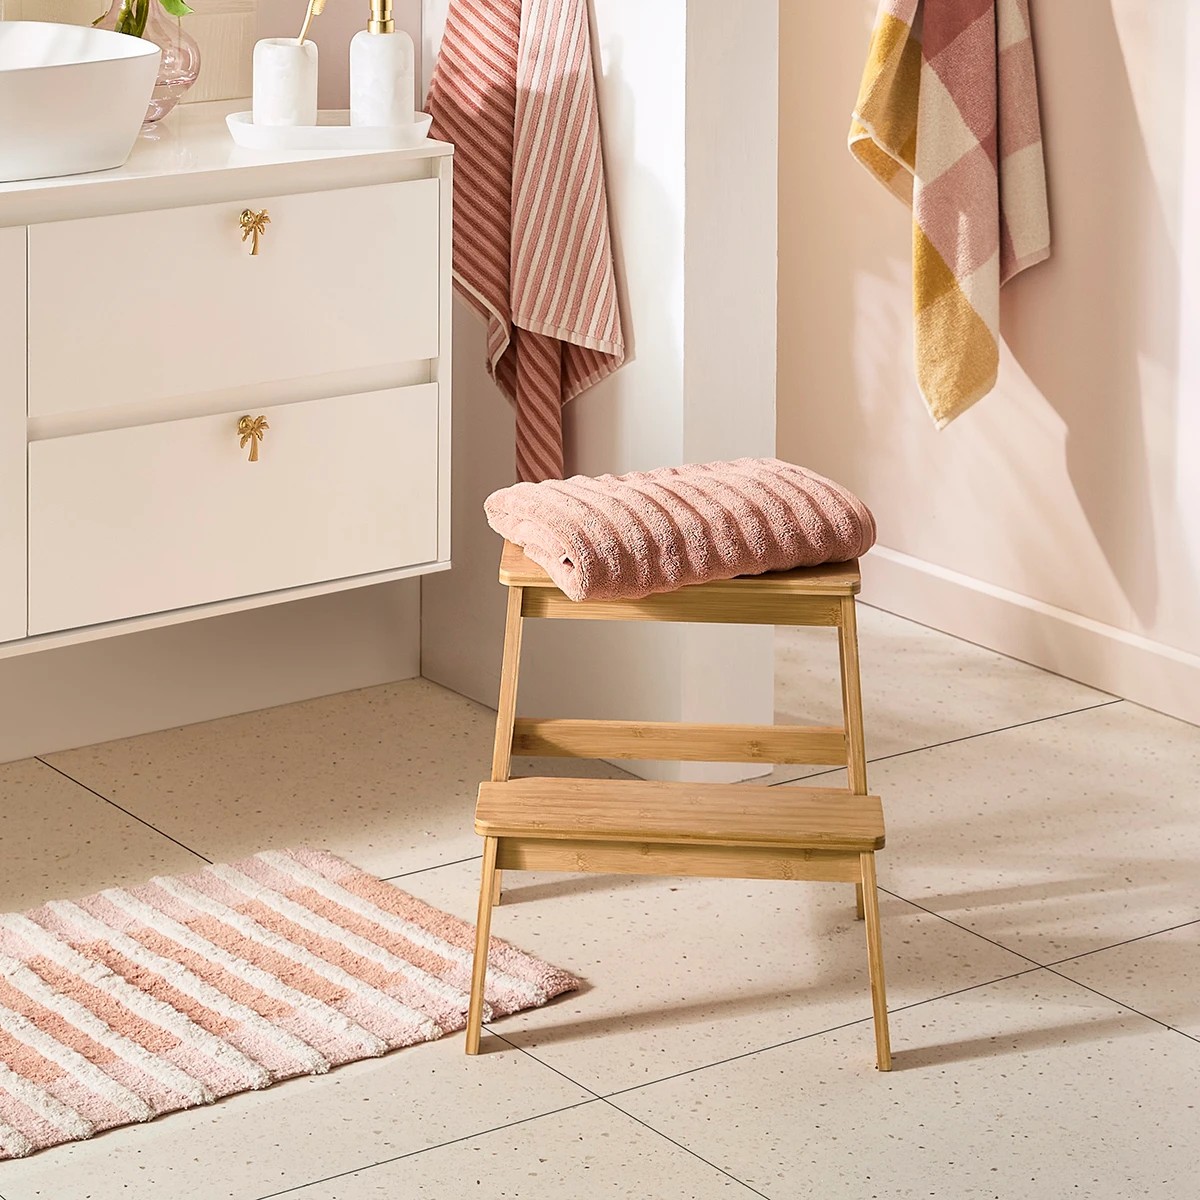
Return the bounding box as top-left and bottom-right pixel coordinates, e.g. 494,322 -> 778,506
484,458 -> 877,601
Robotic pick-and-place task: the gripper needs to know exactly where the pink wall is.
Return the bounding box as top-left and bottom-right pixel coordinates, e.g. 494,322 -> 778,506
778,0 -> 1200,721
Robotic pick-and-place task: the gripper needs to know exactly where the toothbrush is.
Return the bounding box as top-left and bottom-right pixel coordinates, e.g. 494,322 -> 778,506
296,0 -> 327,45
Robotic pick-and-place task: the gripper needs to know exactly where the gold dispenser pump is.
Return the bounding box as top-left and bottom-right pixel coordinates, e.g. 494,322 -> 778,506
368,0 -> 395,35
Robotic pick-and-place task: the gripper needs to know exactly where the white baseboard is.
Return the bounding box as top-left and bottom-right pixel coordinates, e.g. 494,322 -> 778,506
862,545 -> 1200,728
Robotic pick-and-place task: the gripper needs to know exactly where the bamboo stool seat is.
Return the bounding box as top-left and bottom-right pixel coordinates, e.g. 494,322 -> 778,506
466,541 -> 892,1071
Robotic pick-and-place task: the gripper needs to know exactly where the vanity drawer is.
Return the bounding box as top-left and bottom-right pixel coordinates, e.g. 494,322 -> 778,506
28,180 -> 441,419
27,385 -> 440,634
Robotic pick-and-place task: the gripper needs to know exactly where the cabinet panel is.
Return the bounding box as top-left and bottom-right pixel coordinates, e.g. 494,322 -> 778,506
28,384 -> 440,634
0,225 -> 25,643
28,179 -> 441,418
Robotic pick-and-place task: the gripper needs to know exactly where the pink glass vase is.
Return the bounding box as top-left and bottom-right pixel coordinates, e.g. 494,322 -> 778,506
95,0 -> 201,124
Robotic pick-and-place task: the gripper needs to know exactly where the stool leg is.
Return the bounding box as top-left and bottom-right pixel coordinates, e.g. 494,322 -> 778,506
489,586 -> 526,907
838,596 -> 869,921
465,836 -> 500,1055
859,851 -> 892,1071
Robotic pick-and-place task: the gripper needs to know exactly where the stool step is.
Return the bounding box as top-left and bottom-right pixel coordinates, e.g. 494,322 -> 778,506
476,778 -> 884,852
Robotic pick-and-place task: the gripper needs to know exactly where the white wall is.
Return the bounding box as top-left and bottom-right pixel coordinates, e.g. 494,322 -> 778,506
420,0 -> 780,781
778,0 -> 1200,724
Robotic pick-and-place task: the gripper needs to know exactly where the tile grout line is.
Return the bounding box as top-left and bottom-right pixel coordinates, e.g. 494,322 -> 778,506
252,1098 -> 602,1200
1037,964 -> 1200,1040
879,885 -> 1200,982
381,854 -> 482,882
595,964 -> 1049,1103
487,965 -> 1045,1112
485,1030 -> 604,1100
477,896 -> 1054,1107
878,888 -> 1200,1042
881,965 -> 1048,1019
597,1098 -> 773,1199
767,698 -> 1125,788
34,757 -> 213,865
484,1030 -> 772,1199
855,600 -> 1123,701
876,886 -> 1047,969
1040,917 -> 1200,968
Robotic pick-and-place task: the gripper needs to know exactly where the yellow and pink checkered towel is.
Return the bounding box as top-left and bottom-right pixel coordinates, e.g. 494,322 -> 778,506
850,0 -> 1050,427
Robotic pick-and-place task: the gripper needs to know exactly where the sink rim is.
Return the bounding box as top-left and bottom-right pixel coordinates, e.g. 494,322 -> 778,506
0,19 -> 161,77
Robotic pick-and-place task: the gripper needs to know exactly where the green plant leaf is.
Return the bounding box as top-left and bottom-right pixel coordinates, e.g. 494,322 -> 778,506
158,0 -> 194,16
131,0 -> 150,37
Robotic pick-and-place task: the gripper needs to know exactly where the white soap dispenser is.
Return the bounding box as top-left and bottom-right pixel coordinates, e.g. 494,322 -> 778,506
349,0 -> 416,128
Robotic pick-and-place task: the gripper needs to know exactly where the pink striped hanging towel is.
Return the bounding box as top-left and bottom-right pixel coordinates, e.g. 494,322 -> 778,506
428,0 -> 626,483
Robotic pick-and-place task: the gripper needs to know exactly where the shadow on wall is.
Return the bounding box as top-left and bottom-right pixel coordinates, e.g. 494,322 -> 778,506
1001,0 -> 1185,629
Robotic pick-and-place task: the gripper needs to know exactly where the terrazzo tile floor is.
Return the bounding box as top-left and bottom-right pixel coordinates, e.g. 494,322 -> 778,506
1,603 -> 1197,1198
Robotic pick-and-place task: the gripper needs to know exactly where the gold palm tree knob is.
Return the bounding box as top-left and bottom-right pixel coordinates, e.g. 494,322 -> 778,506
237,415 -> 269,462
239,209 -> 270,255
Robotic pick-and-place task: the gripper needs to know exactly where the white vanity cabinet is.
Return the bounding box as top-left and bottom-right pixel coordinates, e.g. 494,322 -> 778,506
0,102 -> 453,656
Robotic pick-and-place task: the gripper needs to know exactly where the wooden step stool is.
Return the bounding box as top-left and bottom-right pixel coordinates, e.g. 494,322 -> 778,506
465,541 -> 892,1070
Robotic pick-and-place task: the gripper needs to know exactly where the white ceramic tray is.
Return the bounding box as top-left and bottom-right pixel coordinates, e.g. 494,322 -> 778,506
226,110 -> 434,151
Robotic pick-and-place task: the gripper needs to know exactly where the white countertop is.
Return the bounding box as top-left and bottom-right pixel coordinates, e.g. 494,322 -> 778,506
0,100 -> 454,227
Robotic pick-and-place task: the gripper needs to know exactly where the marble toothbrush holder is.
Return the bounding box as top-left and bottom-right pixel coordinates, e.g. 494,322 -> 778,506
252,38 -> 319,127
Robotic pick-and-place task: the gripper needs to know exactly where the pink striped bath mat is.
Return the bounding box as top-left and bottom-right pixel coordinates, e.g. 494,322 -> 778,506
0,847 -> 577,1159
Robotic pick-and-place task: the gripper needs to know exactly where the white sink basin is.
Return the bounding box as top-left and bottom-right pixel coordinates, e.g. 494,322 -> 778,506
0,21 -> 160,183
